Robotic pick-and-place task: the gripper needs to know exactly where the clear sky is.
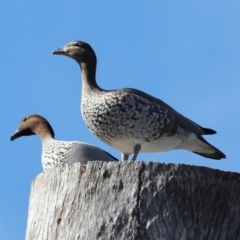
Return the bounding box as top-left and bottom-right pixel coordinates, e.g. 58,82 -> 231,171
1,1 -> 240,239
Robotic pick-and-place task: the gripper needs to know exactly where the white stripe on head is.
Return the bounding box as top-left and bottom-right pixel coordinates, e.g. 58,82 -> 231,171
14,128 -> 19,133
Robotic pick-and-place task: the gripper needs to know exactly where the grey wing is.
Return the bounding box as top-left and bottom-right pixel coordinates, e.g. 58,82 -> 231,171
121,88 -> 216,136
67,143 -> 118,164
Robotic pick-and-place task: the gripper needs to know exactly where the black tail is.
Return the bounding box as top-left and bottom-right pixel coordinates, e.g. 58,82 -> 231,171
201,127 -> 217,135
193,151 -> 226,160
193,136 -> 226,160
103,150 -> 119,161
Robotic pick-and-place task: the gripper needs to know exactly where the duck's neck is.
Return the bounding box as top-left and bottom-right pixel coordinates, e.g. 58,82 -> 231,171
80,61 -> 101,92
36,129 -> 54,143
41,136 -> 55,148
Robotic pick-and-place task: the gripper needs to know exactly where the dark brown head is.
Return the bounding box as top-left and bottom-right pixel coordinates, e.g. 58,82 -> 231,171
10,114 -> 55,141
52,41 -> 97,64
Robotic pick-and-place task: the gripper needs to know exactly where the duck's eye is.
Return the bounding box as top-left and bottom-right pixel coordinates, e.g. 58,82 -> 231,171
22,117 -> 27,122
73,42 -> 81,47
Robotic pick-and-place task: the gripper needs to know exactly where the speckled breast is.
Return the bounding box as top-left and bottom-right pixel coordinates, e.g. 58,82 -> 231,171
81,90 -> 174,145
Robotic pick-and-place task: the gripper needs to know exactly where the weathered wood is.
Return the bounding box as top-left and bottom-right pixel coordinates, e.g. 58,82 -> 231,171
26,162 -> 240,240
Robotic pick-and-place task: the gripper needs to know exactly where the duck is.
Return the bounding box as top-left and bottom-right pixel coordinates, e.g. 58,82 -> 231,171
10,114 -> 118,172
52,40 -> 226,161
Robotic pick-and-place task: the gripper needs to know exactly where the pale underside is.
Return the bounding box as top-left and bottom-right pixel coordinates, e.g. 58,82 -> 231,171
109,132 -> 215,155
109,134 -> 185,154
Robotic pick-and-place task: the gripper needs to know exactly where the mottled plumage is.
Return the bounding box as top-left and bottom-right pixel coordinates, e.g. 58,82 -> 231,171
10,114 -> 118,172
81,90 -> 182,149
53,41 -> 226,161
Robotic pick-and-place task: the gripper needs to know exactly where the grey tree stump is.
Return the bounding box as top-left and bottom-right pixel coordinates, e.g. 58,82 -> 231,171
26,162 -> 240,240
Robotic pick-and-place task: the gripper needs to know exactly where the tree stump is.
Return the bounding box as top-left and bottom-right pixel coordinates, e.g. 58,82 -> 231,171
25,161 -> 240,240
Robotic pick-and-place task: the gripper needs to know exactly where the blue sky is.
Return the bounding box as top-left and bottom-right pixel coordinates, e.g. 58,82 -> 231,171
1,1 -> 240,239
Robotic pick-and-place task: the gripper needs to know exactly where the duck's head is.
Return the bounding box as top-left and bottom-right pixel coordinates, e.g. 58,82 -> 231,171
10,114 -> 55,141
52,41 -> 96,63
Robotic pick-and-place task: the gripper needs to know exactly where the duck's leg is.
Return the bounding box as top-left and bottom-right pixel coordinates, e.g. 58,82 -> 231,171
131,143 -> 141,161
122,153 -> 129,161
